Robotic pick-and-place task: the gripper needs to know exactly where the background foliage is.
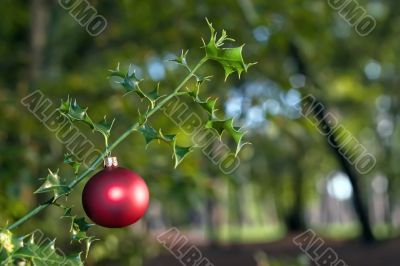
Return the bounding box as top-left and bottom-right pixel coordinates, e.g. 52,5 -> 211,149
1,0 -> 400,265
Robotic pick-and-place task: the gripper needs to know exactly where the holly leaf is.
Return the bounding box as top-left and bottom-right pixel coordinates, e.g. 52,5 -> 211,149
203,18 -> 256,80
138,123 -> 191,167
137,107 -> 149,126
206,117 -> 249,156
109,63 -> 142,94
83,237 -> 97,259
171,50 -> 213,84
59,97 -> 71,113
158,129 -> 176,143
170,50 -> 189,68
58,98 -> 115,140
73,218 -> 94,232
61,206 -> 73,218
71,217 -> 96,258
3,230 -> 84,266
64,153 -> 81,175
195,75 -> 213,86
172,139 -> 193,168
138,123 -> 159,146
70,99 -> 88,120
14,239 -> 84,266
188,87 -> 218,117
110,64 -> 165,109
138,123 -> 177,147
135,83 -> 165,109
59,97 -> 88,122
91,115 -> 115,139
60,206 -> 97,259
34,169 -> 70,200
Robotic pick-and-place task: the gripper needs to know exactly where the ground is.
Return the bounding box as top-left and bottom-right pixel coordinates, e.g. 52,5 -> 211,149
145,234 -> 400,266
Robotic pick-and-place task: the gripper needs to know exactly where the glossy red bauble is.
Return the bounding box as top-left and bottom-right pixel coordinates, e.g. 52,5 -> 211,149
82,165 -> 149,228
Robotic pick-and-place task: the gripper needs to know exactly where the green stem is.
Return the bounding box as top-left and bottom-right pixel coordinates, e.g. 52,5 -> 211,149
104,135 -> 110,156
7,57 -> 208,231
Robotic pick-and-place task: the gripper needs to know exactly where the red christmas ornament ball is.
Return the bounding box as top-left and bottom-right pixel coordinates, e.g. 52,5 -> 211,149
82,158 -> 149,228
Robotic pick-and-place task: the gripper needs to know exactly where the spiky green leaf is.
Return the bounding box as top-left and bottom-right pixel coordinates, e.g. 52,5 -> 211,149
136,83 -> 164,109
138,123 -> 159,145
91,116 -> 115,139
58,98 -> 115,140
2,230 -> 84,266
110,65 -> 165,109
170,50 -> 190,69
109,63 -> 142,94
59,206 -> 97,259
64,153 -> 81,175
138,123 -> 191,167
172,139 -> 193,168
138,123 -> 177,146
13,241 -> 84,266
73,218 -> 94,233
34,169 -> 70,200
206,117 -> 249,156
188,88 -> 218,117
203,19 -> 255,80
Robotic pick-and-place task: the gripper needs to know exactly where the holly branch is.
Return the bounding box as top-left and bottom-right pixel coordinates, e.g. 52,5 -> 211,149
2,19 -> 254,264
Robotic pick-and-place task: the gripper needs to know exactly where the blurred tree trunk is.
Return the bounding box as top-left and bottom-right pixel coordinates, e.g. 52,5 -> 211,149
314,100 -> 374,242
280,129 -> 307,232
30,0 -> 48,85
228,179 -> 238,240
237,0 -> 375,241
289,43 -> 375,242
285,163 -> 306,231
381,0 -> 400,234
205,196 -> 218,245
373,97 -> 399,234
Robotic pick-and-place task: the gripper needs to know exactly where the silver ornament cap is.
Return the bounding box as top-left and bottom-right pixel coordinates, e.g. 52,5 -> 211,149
104,156 -> 118,168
